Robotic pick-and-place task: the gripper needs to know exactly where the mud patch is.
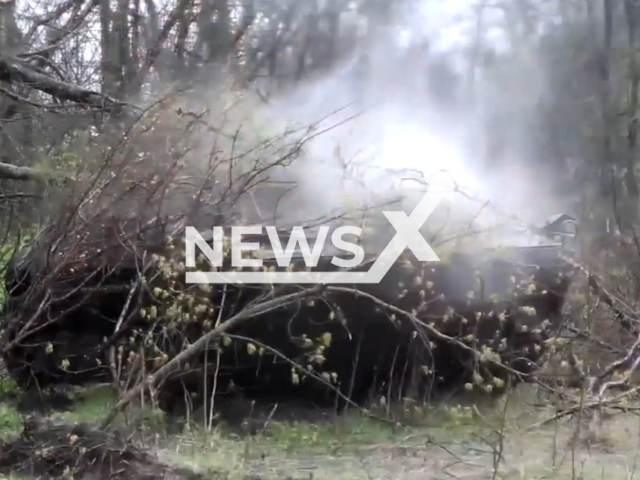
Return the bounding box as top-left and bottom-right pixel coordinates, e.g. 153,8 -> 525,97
0,418 -> 215,480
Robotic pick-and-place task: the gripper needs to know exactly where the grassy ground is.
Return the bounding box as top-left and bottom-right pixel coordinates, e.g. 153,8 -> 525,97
1,384 -> 639,479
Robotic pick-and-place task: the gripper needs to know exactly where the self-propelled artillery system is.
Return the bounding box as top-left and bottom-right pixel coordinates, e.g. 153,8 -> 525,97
1,190 -> 577,410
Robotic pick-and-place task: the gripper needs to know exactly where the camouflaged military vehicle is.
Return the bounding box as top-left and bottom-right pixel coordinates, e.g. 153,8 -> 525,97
1,187 -> 578,410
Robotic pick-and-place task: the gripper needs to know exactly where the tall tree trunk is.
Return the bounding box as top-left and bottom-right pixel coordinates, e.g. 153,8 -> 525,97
130,0 -> 140,84
597,0 -> 616,235
295,1 -> 319,81
100,0 -> 117,96
624,0 -> 640,218
466,0 -> 486,107
0,0 -> 29,166
116,0 -> 132,97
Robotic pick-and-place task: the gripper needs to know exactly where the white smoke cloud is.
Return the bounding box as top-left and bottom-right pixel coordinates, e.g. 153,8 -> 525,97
183,0 -> 563,249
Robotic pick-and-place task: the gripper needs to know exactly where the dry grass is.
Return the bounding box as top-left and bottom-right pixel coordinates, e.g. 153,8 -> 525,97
2,383 -> 640,479
77,387 -> 640,478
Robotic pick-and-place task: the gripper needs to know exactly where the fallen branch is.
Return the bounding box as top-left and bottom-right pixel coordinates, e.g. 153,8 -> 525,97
528,313 -> 640,430
0,56 -> 127,111
0,162 -> 49,181
559,252 -> 640,331
592,331 -> 640,396
526,385 -> 640,431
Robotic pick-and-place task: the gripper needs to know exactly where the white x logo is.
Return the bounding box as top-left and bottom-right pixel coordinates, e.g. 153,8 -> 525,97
382,192 -> 442,262
362,192 -> 443,282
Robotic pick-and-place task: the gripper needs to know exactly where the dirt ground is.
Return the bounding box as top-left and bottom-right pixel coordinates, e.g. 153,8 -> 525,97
0,384 -> 639,480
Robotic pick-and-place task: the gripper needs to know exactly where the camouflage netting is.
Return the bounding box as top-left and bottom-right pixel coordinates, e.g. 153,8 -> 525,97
0,213 -> 576,413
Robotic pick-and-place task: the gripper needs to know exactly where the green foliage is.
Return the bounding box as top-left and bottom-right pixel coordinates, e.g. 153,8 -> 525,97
0,235 -> 33,305
0,375 -> 18,397
0,403 -> 22,440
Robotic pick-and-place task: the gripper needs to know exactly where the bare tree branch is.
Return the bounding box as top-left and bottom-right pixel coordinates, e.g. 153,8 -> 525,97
0,161 -> 49,181
0,56 -> 126,110
99,285 -> 324,429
